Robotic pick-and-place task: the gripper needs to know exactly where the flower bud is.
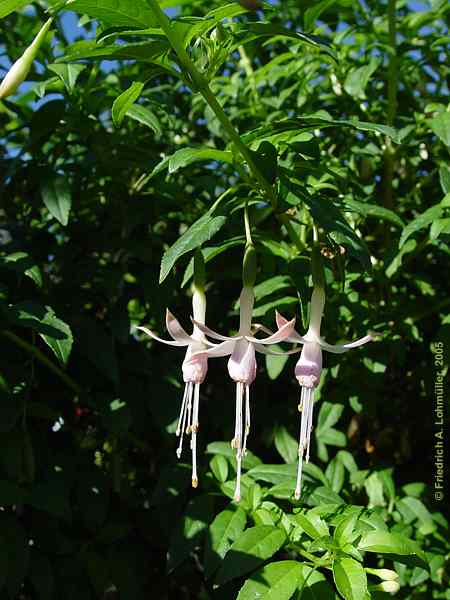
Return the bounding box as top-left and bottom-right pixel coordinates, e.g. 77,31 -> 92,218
373,580 -> 400,594
0,18 -> 52,100
366,568 -> 399,581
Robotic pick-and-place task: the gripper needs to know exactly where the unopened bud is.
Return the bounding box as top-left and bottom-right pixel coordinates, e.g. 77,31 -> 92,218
366,568 -> 399,581
0,18 -> 53,100
373,580 -> 400,593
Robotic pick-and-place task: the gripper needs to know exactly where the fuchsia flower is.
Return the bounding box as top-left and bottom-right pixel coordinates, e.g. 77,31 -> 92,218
138,288 -> 209,488
277,285 -> 374,499
193,286 -> 296,501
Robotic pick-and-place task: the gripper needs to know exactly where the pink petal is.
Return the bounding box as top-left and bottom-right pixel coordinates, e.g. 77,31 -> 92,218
319,333 -> 373,354
228,339 -> 257,384
251,323 -> 274,336
274,311 -> 307,344
253,343 -> 302,356
191,339 -> 235,359
166,309 -> 193,344
191,318 -> 236,342
245,317 -> 296,345
137,326 -> 187,347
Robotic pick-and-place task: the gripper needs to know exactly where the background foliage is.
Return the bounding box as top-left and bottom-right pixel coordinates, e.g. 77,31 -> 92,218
0,0 -> 449,598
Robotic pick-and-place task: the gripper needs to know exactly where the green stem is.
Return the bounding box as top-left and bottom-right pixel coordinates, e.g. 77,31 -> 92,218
2,330 -> 81,394
244,201 -> 253,245
146,0 -> 277,208
238,45 -> 260,110
383,0 -> 397,240
279,214 -> 306,253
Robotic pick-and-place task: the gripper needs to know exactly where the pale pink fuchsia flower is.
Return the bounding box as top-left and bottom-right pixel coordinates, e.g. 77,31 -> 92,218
138,288 -> 209,488
277,285 -> 374,499
0,18 -> 53,99
193,286 -> 296,501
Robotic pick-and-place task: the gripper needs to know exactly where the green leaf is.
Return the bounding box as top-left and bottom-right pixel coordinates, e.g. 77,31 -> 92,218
168,147 -> 234,174
66,0 -> 159,28
210,454 -> 229,483
344,58 -> 381,99
429,111 -> 450,146
57,39 -> 171,64
206,441 -> 261,470
334,513 -> 358,546
11,302 -> 73,365
237,561 -> 303,600
293,511 -> 329,539
47,63 -> 86,93
41,176 -> 72,226
274,426 -> 298,464
167,494 -> 213,572
125,104 -> 161,134
1,252 -> 43,287
0,0 -> 28,18
216,525 -> 286,585
333,557 -> 369,600
204,505 -> 246,579
112,81 -> 144,127
247,463 -> 297,485
317,402 -> 344,431
358,531 -> 427,567
295,564 -> 337,599
159,196 -> 229,283
304,0 -> 337,31
325,458 -> 345,494
266,350 -> 289,381
342,197 -> 404,228
439,165 -> 450,194
399,204 -> 444,247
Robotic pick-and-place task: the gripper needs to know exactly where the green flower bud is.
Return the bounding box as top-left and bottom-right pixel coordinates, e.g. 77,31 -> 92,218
0,18 -> 52,100
242,243 -> 257,288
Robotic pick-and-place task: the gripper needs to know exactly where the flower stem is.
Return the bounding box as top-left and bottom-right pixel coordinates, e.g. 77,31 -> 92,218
146,0 -> 277,208
2,329 -> 81,394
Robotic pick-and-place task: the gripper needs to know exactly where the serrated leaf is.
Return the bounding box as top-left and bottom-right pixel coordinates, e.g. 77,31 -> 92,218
216,525 -> 286,585
41,176 -> 72,226
112,81 -> 144,127
237,561 -> 303,600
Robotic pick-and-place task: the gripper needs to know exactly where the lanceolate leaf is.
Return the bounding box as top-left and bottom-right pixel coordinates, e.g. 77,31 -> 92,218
125,104 -> 161,134
66,0 -> 159,28
159,196 -> 229,283
41,176 -> 72,226
0,0 -> 28,19
112,82 -> 145,127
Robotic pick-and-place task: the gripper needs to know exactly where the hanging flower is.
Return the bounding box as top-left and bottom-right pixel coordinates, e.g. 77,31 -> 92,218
192,284 -> 296,501
0,18 -> 53,100
138,278 -> 209,488
276,284 -> 375,499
